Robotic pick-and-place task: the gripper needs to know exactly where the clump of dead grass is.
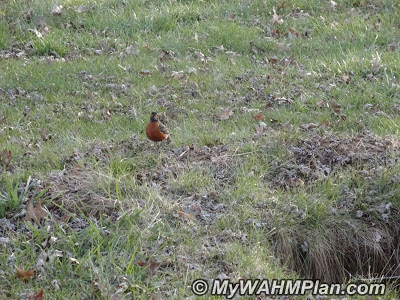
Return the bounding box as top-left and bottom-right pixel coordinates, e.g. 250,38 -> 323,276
274,211 -> 400,283
45,165 -> 121,215
272,134 -> 400,187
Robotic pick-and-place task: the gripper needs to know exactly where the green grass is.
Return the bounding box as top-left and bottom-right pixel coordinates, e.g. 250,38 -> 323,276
1,0 -> 400,298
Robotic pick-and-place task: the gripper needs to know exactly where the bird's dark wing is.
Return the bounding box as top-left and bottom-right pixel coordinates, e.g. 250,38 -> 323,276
158,122 -> 169,134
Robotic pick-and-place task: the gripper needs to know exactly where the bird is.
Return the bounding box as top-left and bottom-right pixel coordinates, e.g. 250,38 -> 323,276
146,112 -> 169,142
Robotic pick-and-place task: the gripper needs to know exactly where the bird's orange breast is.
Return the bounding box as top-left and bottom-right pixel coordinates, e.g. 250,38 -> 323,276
146,122 -> 167,142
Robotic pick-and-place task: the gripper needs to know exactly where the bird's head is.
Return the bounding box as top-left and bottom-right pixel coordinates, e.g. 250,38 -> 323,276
150,112 -> 159,122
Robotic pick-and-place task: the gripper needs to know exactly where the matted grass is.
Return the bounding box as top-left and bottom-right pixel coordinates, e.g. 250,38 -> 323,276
0,0 -> 399,298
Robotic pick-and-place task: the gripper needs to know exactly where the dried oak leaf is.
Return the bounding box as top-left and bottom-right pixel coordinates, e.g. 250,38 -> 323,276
253,111 -> 264,120
16,265 -> 35,282
321,120 -> 330,127
217,107 -> 234,120
328,100 -> 341,114
29,289 -> 44,300
277,1 -> 286,10
139,70 -> 152,76
25,198 -> 47,224
136,259 -> 169,276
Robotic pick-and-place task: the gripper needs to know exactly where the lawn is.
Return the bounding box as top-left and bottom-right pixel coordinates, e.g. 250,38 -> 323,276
0,0 -> 399,298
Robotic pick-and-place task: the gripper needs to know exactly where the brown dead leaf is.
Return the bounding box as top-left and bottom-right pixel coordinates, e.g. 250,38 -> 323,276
136,259 -> 169,276
316,101 -> 324,109
277,1 -> 286,10
25,198 -> 47,224
321,120 -> 329,127
388,40 -> 397,52
102,107 -> 112,121
253,111 -> 264,120
0,149 -> 12,167
288,28 -> 299,39
342,74 -> 350,84
139,70 -> 152,76
29,289 -> 44,300
328,100 -> 342,114
268,56 -> 278,64
217,108 -> 234,120
340,114 -> 347,121
16,266 -> 35,282
301,123 -> 318,131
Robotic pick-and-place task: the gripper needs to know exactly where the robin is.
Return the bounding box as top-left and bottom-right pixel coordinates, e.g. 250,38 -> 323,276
146,112 -> 169,142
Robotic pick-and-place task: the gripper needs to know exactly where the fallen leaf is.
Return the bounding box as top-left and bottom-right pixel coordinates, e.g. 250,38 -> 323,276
271,9 -> 284,24
51,4 -> 62,15
0,149 -> 12,167
217,108 -> 234,120
25,198 -> 47,224
268,56 -> 278,64
342,74 -> 350,84
328,100 -> 341,114
301,123 -> 318,130
321,120 -> 329,127
29,28 -> 43,39
29,289 -> 44,300
288,28 -> 298,39
136,259 -> 169,276
328,0 -> 337,10
277,1 -> 286,10
316,100 -> 324,109
139,70 -> 152,75
102,107 -> 112,121
69,257 -> 80,264
366,73 -> 376,82
253,111 -> 264,120
16,266 -> 35,282
171,71 -> 188,80
388,40 -> 397,52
